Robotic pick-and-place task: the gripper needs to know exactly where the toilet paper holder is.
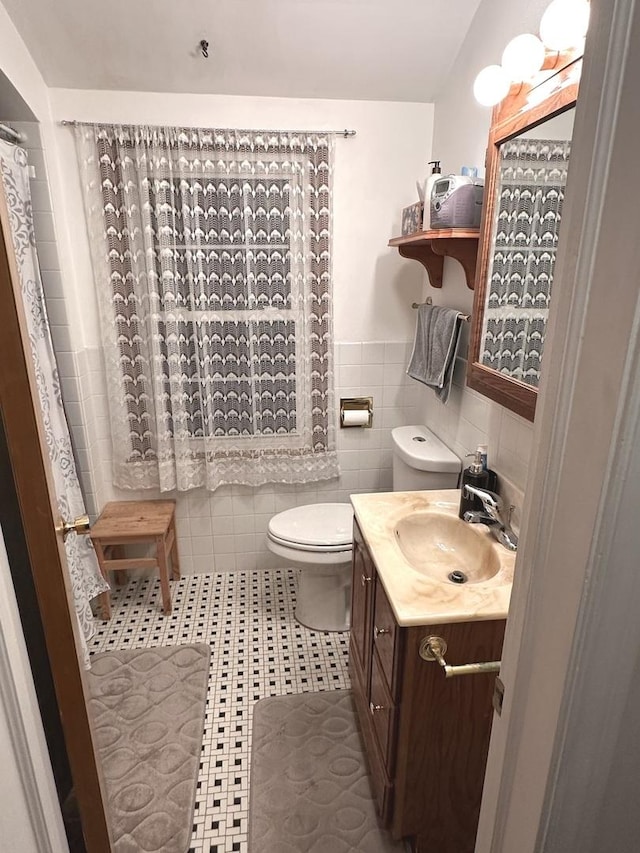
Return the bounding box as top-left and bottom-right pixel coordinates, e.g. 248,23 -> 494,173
340,397 -> 373,428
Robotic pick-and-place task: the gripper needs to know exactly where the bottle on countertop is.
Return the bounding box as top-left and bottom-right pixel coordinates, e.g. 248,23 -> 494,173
476,443 -> 498,491
458,447 -> 490,519
423,160 -> 442,229
477,443 -> 488,470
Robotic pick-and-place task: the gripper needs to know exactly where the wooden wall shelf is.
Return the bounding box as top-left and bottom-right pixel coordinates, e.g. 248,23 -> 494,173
388,228 -> 480,290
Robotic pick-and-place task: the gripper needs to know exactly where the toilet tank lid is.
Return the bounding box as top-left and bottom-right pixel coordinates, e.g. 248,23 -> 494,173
268,503 -> 354,547
392,425 -> 461,473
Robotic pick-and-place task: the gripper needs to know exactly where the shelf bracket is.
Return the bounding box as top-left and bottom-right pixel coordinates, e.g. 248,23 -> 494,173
389,230 -> 479,290
429,238 -> 478,290
397,244 -> 443,288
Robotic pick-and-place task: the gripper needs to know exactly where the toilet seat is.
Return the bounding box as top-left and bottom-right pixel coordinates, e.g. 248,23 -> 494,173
267,503 -> 353,551
267,532 -> 352,553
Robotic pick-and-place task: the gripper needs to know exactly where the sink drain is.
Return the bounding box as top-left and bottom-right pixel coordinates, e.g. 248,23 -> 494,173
448,570 -> 468,584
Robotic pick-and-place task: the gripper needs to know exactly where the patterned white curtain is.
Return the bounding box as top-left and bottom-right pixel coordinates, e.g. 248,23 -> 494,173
75,124 -> 339,492
481,137 -> 571,387
0,140 -> 108,667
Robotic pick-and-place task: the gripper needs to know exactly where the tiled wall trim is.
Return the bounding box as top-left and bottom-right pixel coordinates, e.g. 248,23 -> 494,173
79,340 -> 422,573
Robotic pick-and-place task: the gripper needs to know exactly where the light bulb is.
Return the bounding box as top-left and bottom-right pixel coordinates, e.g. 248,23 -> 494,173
501,33 -> 546,81
540,0 -> 590,51
473,65 -> 511,107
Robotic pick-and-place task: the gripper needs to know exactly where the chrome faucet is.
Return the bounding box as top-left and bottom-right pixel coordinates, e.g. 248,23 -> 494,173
463,485 -> 518,552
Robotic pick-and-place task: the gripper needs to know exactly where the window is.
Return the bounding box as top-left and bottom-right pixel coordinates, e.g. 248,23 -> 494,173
77,125 -> 338,491
149,175 -> 298,438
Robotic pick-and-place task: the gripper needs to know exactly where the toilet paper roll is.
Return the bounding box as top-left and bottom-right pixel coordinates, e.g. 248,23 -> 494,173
342,409 -> 370,427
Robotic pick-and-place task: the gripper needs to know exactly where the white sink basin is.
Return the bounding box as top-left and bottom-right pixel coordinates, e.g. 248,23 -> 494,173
394,510 -> 500,584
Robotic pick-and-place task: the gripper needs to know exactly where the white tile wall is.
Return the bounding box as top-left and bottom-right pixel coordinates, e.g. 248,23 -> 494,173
418,352 -> 532,528
75,339 -> 420,574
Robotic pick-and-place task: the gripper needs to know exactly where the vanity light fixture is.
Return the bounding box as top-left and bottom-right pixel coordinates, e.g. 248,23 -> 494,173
539,0 -> 590,51
501,33 -> 546,81
473,0 -> 589,106
473,64 -> 511,107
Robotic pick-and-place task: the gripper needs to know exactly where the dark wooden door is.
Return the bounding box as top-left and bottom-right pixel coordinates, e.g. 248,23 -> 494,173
0,171 -> 110,850
0,416 -> 72,803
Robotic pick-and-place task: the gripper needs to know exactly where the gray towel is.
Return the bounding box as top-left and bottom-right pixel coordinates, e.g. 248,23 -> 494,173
407,304 -> 463,404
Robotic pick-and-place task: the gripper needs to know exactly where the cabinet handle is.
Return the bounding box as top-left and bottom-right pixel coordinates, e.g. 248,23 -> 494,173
374,626 -> 391,638
369,702 -> 385,713
361,573 -> 372,587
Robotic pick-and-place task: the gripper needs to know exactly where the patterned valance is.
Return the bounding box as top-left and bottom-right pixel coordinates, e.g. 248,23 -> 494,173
75,123 -> 338,491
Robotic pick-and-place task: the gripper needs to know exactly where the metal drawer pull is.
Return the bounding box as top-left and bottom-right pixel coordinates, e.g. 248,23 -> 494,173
361,573 -> 372,587
374,626 -> 391,638
369,702 -> 385,713
419,635 -> 501,679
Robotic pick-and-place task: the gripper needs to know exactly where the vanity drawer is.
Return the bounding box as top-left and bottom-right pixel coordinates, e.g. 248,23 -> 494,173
351,666 -> 394,825
373,580 -> 400,697
369,648 -> 397,773
365,711 -> 394,825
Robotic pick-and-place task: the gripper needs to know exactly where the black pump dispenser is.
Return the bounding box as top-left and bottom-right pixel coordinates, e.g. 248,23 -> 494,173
428,160 -> 442,175
458,449 -> 490,519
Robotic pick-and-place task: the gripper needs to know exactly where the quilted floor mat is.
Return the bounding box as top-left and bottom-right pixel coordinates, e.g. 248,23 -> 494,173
87,643 -> 210,853
249,690 -> 405,852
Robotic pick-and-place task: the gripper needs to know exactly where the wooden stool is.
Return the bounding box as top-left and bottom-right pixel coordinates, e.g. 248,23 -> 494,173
90,500 -> 180,619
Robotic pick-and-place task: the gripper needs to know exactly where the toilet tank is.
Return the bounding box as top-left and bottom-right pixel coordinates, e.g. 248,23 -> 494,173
391,425 -> 461,491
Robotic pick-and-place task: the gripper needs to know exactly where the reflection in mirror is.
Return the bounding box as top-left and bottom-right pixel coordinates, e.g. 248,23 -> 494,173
480,108 -> 575,388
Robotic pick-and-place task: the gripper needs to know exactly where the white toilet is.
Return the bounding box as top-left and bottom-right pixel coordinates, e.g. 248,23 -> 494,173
391,424 -> 462,491
267,503 -> 354,632
266,425 -> 461,633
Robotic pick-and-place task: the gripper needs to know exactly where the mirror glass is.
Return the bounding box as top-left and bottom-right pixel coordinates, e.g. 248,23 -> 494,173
479,108 -> 575,388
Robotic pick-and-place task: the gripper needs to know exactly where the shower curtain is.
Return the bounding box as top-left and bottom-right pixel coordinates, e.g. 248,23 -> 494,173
0,139 -> 108,667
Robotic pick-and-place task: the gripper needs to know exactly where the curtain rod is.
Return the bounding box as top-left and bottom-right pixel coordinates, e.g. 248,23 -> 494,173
0,123 -> 25,144
59,120 -> 356,138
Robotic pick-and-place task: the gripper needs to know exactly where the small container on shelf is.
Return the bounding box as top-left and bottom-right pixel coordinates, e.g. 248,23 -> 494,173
401,201 -> 424,236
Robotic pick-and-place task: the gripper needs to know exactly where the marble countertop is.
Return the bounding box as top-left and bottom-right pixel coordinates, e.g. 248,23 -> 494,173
351,489 -> 515,627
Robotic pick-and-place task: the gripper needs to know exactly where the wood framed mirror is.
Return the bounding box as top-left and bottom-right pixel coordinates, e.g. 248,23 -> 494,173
467,54 -> 582,421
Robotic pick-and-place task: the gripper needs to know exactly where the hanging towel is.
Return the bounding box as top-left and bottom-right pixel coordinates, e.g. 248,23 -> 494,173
407,304 -> 464,404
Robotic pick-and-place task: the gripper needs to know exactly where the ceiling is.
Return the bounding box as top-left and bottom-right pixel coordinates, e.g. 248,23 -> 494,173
2,0 -> 481,102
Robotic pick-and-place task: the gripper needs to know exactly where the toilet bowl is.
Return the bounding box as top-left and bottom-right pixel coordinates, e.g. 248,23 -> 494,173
267,503 -> 353,632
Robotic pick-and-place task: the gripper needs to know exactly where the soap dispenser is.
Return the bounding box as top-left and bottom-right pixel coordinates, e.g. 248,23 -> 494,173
458,448 -> 490,519
477,443 -> 498,491
423,160 -> 442,228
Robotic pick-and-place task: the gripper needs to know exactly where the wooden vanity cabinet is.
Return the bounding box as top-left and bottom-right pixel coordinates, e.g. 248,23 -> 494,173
349,518 -> 506,853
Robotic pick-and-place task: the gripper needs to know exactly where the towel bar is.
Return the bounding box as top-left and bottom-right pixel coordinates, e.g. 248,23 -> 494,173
419,635 -> 501,678
412,300 -> 470,321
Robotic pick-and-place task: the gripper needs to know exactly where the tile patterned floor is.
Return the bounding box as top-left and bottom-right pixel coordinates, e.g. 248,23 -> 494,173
89,569 -> 351,852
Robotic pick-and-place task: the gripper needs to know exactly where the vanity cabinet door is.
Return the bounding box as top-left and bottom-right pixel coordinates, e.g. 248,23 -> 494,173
393,619 -> 506,853
350,521 -> 395,825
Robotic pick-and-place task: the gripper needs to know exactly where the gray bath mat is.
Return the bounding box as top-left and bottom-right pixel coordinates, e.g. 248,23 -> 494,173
249,690 -> 404,852
87,644 -> 210,853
